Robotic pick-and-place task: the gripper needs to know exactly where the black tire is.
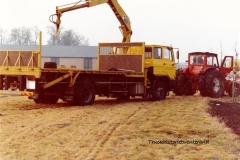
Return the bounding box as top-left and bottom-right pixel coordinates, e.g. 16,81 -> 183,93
152,82 -> 166,100
205,70 -> 225,98
175,73 -> 195,96
198,74 -> 208,97
44,62 -> 57,68
75,81 -> 95,106
174,69 -> 181,95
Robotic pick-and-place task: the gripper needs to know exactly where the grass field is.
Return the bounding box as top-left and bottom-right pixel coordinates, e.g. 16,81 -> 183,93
0,93 -> 240,159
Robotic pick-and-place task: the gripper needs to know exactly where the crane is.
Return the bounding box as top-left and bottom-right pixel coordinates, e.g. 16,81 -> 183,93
50,0 -> 132,42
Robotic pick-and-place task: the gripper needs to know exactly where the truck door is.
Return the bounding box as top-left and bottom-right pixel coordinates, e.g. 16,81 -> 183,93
162,47 -> 176,79
153,47 -> 176,79
220,56 -> 234,76
153,47 -> 163,74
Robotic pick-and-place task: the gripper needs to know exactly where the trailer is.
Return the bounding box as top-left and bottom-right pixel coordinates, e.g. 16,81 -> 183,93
0,32 -> 179,105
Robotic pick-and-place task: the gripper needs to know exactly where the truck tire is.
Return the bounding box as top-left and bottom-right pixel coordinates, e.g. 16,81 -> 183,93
44,62 -> 57,68
75,81 -> 95,106
152,82 -> 166,100
175,73 -> 195,96
205,70 -> 225,98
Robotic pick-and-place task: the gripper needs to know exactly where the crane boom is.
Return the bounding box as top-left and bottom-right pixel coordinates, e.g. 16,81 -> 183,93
50,0 -> 132,42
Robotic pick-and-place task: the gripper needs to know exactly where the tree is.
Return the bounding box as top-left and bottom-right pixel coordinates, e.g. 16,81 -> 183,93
46,25 -> 89,46
0,28 -> 7,44
32,26 -> 40,45
9,27 -> 33,45
46,25 -> 61,45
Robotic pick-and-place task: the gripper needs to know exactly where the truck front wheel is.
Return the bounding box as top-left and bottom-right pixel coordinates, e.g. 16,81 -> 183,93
152,82 -> 166,100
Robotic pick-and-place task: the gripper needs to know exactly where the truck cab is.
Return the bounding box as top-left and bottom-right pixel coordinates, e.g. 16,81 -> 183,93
144,45 -> 178,80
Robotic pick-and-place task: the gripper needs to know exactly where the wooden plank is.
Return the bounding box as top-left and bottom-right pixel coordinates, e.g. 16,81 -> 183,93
99,55 -> 142,72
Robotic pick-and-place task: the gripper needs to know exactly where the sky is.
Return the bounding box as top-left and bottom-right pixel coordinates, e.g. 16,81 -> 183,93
0,0 -> 240,62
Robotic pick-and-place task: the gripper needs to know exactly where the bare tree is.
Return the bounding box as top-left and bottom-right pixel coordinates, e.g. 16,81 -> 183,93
220,41 -> 223,64
46,26 -> 89,46
46,25 -> 62,45
22,27 -> 32,45
9,28 -> 21,44
0,28 -> 8,44
32,26 -> 40,45
9,27 -> 33,45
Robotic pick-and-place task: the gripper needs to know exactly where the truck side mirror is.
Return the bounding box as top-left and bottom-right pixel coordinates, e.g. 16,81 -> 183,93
176,51 -> 179,59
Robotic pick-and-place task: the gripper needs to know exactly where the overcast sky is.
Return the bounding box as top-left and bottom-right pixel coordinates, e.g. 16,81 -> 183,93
0,0 -> 239,62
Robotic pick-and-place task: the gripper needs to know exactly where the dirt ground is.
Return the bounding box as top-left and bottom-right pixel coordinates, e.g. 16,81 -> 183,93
1,93 -> 240,159
208,99 -> 240,136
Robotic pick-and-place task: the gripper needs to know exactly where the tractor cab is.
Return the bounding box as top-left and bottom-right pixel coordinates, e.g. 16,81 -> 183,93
187,52 -> 233,76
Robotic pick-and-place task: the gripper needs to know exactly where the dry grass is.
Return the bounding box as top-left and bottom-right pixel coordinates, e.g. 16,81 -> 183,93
0,94 -> 240,159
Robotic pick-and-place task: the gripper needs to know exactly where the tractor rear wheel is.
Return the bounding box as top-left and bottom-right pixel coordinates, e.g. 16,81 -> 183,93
205,70 -> 225,98
199,74 -> 208,97
175,73 -> 195,96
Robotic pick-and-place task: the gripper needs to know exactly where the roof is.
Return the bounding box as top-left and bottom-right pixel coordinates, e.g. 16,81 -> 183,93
188,52 -> 217,56
0,45 -> 98,58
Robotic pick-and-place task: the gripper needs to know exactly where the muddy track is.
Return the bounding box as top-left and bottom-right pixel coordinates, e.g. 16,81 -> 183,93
88,100 -> 152,159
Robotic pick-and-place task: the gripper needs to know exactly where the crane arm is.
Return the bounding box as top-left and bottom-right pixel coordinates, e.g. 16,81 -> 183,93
50,0 -> 132,42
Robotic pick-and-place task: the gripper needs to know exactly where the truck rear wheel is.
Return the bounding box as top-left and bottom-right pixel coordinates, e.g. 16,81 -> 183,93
75,81 -> 95,106
152,82 -> 166,100
205,70 -> 225,98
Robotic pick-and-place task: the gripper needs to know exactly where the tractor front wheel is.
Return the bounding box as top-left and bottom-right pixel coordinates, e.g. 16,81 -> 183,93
205,70 -> 225,98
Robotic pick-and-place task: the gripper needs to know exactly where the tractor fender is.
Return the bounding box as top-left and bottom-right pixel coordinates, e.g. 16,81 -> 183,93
181,67 -> 189,74
199,68 -> 215,76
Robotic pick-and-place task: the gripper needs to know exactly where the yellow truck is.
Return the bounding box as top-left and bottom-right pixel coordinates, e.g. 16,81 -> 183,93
0,0 -> 179,105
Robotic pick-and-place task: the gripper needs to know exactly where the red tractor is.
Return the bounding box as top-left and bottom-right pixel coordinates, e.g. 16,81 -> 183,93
174,52 -> 233,98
